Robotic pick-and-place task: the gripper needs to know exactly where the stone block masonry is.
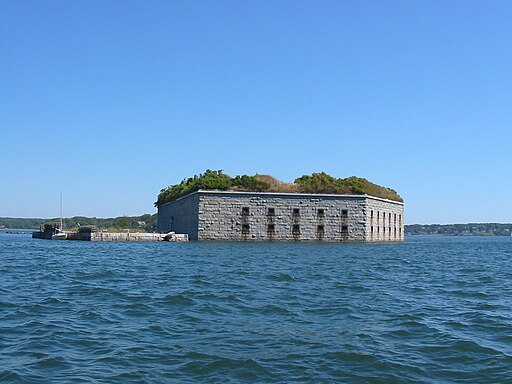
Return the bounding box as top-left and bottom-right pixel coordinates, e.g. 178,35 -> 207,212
66,232 -> 188,242
158,190 -> 404,242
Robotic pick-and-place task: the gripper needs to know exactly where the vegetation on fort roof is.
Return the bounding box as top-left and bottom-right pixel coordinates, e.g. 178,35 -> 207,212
155,170 -> 403,206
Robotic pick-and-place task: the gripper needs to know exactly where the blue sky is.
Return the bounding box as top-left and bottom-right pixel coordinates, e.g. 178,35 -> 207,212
1,1 -> 511,224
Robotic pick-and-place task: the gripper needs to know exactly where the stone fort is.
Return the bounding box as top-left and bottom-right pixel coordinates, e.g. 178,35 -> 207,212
157,190 -> 404,242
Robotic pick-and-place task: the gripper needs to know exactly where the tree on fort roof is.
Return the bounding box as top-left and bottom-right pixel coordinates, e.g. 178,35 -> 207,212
294,172 -> 339,194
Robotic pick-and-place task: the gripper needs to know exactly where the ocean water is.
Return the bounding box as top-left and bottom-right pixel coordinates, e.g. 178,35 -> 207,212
1,233 -> 512,383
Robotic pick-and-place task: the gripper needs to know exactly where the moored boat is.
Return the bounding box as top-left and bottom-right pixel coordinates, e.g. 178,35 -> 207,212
53,192 -> 66,240
52,230 -> 67,240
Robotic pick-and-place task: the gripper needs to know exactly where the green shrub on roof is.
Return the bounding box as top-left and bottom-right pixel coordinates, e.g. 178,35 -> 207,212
156,170 -> 403,206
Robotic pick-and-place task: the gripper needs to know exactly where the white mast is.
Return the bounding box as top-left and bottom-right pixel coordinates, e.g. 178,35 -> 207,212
60,192 -> 63,229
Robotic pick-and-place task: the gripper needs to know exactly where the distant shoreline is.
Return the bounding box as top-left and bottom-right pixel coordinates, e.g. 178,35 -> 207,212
2,218 -> 511,237
406,234 -> 511,237
405,223 -> 512,236
0,214 -> 157,233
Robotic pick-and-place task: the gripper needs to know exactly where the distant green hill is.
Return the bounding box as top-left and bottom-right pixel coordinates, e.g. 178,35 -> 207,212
0,214 -> 157,232
156,170 -> 403,206
405,223 -> 512,236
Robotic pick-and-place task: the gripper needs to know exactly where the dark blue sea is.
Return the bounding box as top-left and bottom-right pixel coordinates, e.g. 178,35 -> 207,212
1,232 -> 512,383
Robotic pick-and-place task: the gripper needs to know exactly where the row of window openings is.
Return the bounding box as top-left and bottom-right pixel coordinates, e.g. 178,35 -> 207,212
370,211 -> 402,225
242,207 -> 348,217
371,226 -> 402,231
242,223 -> 348,234
370,226 -> 403,236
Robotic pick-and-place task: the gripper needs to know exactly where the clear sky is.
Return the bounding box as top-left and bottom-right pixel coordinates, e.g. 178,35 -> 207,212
1,1 -> 511,224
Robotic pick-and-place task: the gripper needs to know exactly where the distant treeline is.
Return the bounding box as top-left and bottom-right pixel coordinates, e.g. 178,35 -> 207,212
405,223 -> 512,236
0,214 -> 157,232
3,216 -> 511,236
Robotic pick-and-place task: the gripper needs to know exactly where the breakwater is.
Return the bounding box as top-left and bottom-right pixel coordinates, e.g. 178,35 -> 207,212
66,231 -> 188,242
32,227 -> 188,242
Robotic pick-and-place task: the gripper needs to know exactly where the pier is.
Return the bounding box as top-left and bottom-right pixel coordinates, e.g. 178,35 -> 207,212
32,224 -> 188,242
67,231 -> 187,242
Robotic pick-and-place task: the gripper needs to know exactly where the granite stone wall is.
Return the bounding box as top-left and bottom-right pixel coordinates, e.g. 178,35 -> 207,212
366,198 -> 405,241
157,192 -> 200,240
158,190 -> 404,242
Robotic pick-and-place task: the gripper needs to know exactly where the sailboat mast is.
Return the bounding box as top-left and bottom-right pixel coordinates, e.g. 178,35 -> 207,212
60,192 -> 63,229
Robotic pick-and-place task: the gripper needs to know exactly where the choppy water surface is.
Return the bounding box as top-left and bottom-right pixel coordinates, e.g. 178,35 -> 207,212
1,233 -> 512,383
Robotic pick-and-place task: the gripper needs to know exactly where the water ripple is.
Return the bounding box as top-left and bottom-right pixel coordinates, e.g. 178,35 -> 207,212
1,234 -> 512,382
